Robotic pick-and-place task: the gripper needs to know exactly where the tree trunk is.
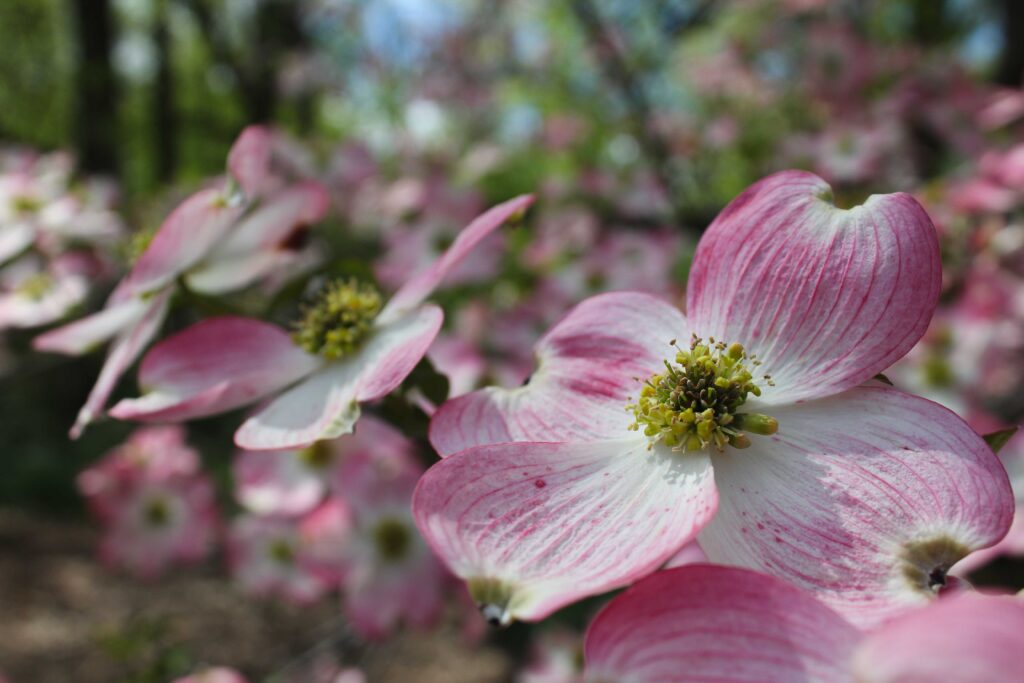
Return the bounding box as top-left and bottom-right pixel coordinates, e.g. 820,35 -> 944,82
153,0 -> 177,182
71,0 -> 118,174
995,0 -> 1024,87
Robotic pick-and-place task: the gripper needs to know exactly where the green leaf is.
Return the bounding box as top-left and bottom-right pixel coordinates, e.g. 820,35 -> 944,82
983,427 -> 1018,454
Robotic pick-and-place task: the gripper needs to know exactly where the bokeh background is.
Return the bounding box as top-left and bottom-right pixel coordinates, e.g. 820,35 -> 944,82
1,1 -> 1023,681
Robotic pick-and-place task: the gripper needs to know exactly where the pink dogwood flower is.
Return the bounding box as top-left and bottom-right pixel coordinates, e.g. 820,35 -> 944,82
583,564 -> 1024,683
108,194 -> 534,451
331,439 -> 447,640
33,126 -> 329,437
78,425 -> 218,578
227,512 -> 333,604
232,415 -> 417,517
415,171 -> 1013,628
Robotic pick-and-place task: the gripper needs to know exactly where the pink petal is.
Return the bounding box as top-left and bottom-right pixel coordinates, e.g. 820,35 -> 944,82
227,125 -> 274,200
430,291 -> 689,457
172,667 -> 249,683
687,170 -> 941,405
413,438 -> 717,624
233,449 -> 327,516
70,289 -> 173,438
109,317 -> 320,422
698,384 -> 1013,629
851,593 -> 1024,683
124,187 -> 244,296
584,565 -> 860,683
186,181 -> 329,294
234,305 -> 443,450
33,297 -> 148,355
380,194 -> 534,321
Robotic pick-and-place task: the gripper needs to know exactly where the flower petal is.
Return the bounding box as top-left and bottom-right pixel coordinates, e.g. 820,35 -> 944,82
108,317 -> 321,422
584,565 -> 860,683
227,125 -> 274,200
234,305 -> 443,450
430,291 -> 689,457
124,187 -> 244,296
697,384 -> 1013,629
687,170 -> 941,405
185,181 -> 329,295
70,289 -> 173,438
851,593 -> 1024,683
233,449 -> 327,516
413,438 -> 717,623
0,222 -> 34,264
33,297 -> 148,355
380,194 -> 534,321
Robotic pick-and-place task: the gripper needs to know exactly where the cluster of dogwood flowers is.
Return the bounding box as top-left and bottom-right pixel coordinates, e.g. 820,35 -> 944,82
0,147 -> 123,334
40,121 -> 1024,679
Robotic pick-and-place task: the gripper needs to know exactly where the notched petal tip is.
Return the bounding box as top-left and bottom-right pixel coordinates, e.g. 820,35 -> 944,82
469,577 -> 516,627
900,536 -> 971,595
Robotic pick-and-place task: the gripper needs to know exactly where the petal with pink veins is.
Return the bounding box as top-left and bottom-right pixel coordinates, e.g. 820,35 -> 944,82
687,170 -> 941,405
698,384 -> 1013,629
851,592 -> 1024,683
584,565 -> 860,683
380,194 -> 534,322
413,438 -> 717,624
235,305 -> 443,450
124,187 -> 244,296
71,288 -> 173,438
430,291 -> 689,456
109,317 -> 321,422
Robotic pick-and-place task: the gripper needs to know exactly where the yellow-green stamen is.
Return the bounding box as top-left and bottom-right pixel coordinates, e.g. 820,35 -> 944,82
292,278 -> 382,359
12,195 -> 42,214
15,273 -> 54,300
143,497 -> 171,527
269,538 -> 296,565
628,336 -> 776,452
373,517 -> 412,563
297,440 -> 334,469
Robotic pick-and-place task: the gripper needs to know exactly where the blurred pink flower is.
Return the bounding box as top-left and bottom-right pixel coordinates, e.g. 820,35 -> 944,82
232,415 -> 417,517
78,425 -> 218,579
331,441 -> 447,640
228,512 -> 333,605
172,667 -> 248,683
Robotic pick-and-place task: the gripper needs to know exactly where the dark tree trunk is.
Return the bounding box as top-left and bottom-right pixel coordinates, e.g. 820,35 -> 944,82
153,0 -> 177,182
995,0 -> 1024,87
71,0 -> 118,174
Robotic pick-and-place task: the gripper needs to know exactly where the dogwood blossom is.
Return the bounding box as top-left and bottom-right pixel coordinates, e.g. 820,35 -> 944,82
582,564 -> 1024,683
109,194 -> 534,451
78,426 -> 218,578
331,437 -> 447,640
415,170 -> 1013,628
33,127 -> 329,437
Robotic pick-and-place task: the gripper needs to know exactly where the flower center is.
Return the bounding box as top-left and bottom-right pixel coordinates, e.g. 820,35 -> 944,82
628,336 -> 777,452
12,194 -> 41,215
297,440 -> 334,470
143,497 -> 172,527
292,278 -> 382,359
15,273 -> 54,300
372,517 -> 412,564
269,538 -> 296,565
